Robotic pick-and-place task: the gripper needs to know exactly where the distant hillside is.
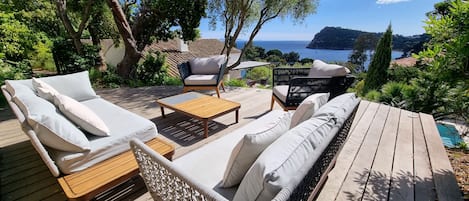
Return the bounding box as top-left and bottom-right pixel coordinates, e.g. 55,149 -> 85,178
307,27 -> 429,51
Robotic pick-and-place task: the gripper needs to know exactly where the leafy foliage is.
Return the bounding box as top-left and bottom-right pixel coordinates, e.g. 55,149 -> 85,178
208,0 -> 318,70
364,25 -> 393,92
225,79 -> 247,87
133,51 -> 169,86
387,66 -> 421,84
246,66 -> 272,82
52,38 -> 101,74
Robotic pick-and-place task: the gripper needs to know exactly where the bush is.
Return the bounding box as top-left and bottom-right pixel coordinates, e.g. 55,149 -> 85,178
52,38 -> 101,75
387,66 -> 421,84
0,60 -> 32,107
380,82 -> 411,108
246,66 -> 271,82
132,51 -> 170,86
225,79 -> 247,87
364,90 -> 381,102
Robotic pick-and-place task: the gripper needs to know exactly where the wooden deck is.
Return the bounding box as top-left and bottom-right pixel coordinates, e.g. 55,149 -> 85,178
0,87 -> 461,201
315,100 -> 462,201
0,86 -> 281,201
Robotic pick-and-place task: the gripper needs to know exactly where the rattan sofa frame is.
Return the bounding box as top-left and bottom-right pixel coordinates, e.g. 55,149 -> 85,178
130,104 -> 358,201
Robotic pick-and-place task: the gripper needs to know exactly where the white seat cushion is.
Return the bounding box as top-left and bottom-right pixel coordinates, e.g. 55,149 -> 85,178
290,93 -> 330,128
221,112 -> 292,187
233,115 -> 338,201
189,55 -> 226,74
53,98 -> 158,174
54,94 -> 110,136
173,110 -> 288,200
184,74 -> 218,85
273,85 -> 289,102
308,59 -> 350,77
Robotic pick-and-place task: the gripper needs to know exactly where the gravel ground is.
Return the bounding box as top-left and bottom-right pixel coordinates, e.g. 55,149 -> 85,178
447,148 -> 469,200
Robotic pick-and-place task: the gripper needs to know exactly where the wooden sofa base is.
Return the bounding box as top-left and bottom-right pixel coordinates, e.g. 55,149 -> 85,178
57,138 -> 174,201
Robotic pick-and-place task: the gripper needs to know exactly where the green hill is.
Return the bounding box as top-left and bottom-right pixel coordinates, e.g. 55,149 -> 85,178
307,26 -> 429,51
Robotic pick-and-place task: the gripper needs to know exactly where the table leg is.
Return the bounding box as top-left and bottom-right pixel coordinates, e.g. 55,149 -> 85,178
235,109 -> 239,123
203,119 -> 208,138
160,106 -> 166,118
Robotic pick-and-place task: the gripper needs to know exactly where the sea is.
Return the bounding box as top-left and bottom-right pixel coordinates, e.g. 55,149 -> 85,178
236,40 -> 403,65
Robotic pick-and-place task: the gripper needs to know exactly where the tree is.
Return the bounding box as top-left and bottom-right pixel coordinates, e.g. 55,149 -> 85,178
349,34 -> 368,72
363,24 -> 393,92
208,0 -> 318,70
266,49 -> 283,57
283,51 -> 300,64
243,44 -> 265,60
106,0 -> 207,78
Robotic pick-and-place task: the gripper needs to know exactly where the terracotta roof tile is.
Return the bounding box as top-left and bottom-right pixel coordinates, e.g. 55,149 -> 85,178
144,39 -> 240,77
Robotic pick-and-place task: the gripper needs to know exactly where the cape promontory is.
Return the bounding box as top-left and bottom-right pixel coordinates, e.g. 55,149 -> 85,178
307,26 -> 429,51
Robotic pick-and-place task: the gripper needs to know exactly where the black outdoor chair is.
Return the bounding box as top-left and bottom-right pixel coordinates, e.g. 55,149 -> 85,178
177,60 -> 226,98
270,67 -> 355,111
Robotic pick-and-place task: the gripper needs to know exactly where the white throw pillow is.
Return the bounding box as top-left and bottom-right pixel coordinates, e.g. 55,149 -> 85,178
290,93 -> 330,128
32,77 -> 59,102
221,112 -> 292,187
308,59 -> 350,77
37,71 -> 98,101
189,55 -> 226,75
13,92 -> 91,152
233,115 -> 337,201
54,94 -> 110,136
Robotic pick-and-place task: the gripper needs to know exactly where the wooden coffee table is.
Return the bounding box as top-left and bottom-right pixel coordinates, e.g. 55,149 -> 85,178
156,92 -> 241,138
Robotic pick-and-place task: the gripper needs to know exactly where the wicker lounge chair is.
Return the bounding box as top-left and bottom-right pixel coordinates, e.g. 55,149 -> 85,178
271,67 -> 355,111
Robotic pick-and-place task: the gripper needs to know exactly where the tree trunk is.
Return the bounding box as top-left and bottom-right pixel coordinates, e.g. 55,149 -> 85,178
105,0 -> 141,78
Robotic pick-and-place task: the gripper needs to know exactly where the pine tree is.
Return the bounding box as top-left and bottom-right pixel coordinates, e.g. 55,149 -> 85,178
364,24 -> 393,92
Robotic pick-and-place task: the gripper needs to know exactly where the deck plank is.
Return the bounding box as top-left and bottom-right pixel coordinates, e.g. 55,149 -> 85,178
389,110 -> 415,201
362,106 -> 400,201
315,101 -> 379,200
335,104 -> 390,200
413,112 -> 437,200
420,113 -> 463,201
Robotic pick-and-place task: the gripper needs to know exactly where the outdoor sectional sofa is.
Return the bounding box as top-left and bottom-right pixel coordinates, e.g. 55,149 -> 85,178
1,71 -> 161,199
131,92 -> 360,201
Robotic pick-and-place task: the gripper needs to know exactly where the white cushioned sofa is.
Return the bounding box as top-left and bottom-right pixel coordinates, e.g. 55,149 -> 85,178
131,93 -> 360,201
1,71 -> 158,177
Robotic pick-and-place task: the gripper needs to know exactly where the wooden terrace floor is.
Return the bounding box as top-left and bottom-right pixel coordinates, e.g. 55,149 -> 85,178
0,86 -> 281,201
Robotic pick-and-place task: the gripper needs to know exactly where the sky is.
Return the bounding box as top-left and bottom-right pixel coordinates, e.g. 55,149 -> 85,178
198,0 -> 441,41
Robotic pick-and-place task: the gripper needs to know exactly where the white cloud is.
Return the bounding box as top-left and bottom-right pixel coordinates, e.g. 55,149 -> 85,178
376,0 -> 410,4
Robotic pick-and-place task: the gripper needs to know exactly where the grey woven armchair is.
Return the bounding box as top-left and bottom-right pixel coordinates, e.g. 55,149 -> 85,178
178,61 -> 226,98
271,67 -> 355,111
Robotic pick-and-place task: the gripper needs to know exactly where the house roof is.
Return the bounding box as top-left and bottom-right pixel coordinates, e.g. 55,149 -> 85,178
391,57 -> 417,67
145,39 -> 241,77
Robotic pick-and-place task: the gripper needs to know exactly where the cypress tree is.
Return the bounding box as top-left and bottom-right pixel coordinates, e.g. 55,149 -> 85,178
364,24 -> 393,92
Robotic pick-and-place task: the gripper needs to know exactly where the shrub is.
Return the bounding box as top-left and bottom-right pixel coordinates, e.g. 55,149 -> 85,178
163,76 -> 183,86
131,51 -> 173,86
246,66 -> 271,82
387,66 -> 421,84
225,79 -> 247,87
52,38 -> 101,74
379,82 -> 411,108
364,90 -> 381,102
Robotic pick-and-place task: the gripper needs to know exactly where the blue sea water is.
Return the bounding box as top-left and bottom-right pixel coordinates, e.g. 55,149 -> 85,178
236,40 -> 403,64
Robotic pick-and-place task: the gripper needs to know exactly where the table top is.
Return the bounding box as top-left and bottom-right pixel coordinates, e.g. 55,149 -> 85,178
315,100 -> 462,201
156,92 -> 240,119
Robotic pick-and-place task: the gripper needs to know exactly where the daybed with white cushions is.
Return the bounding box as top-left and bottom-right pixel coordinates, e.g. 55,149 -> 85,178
1,71 -> 162,200
178,55 -> 227,98
131,92 -> 360,201
271,59 -> 355,111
